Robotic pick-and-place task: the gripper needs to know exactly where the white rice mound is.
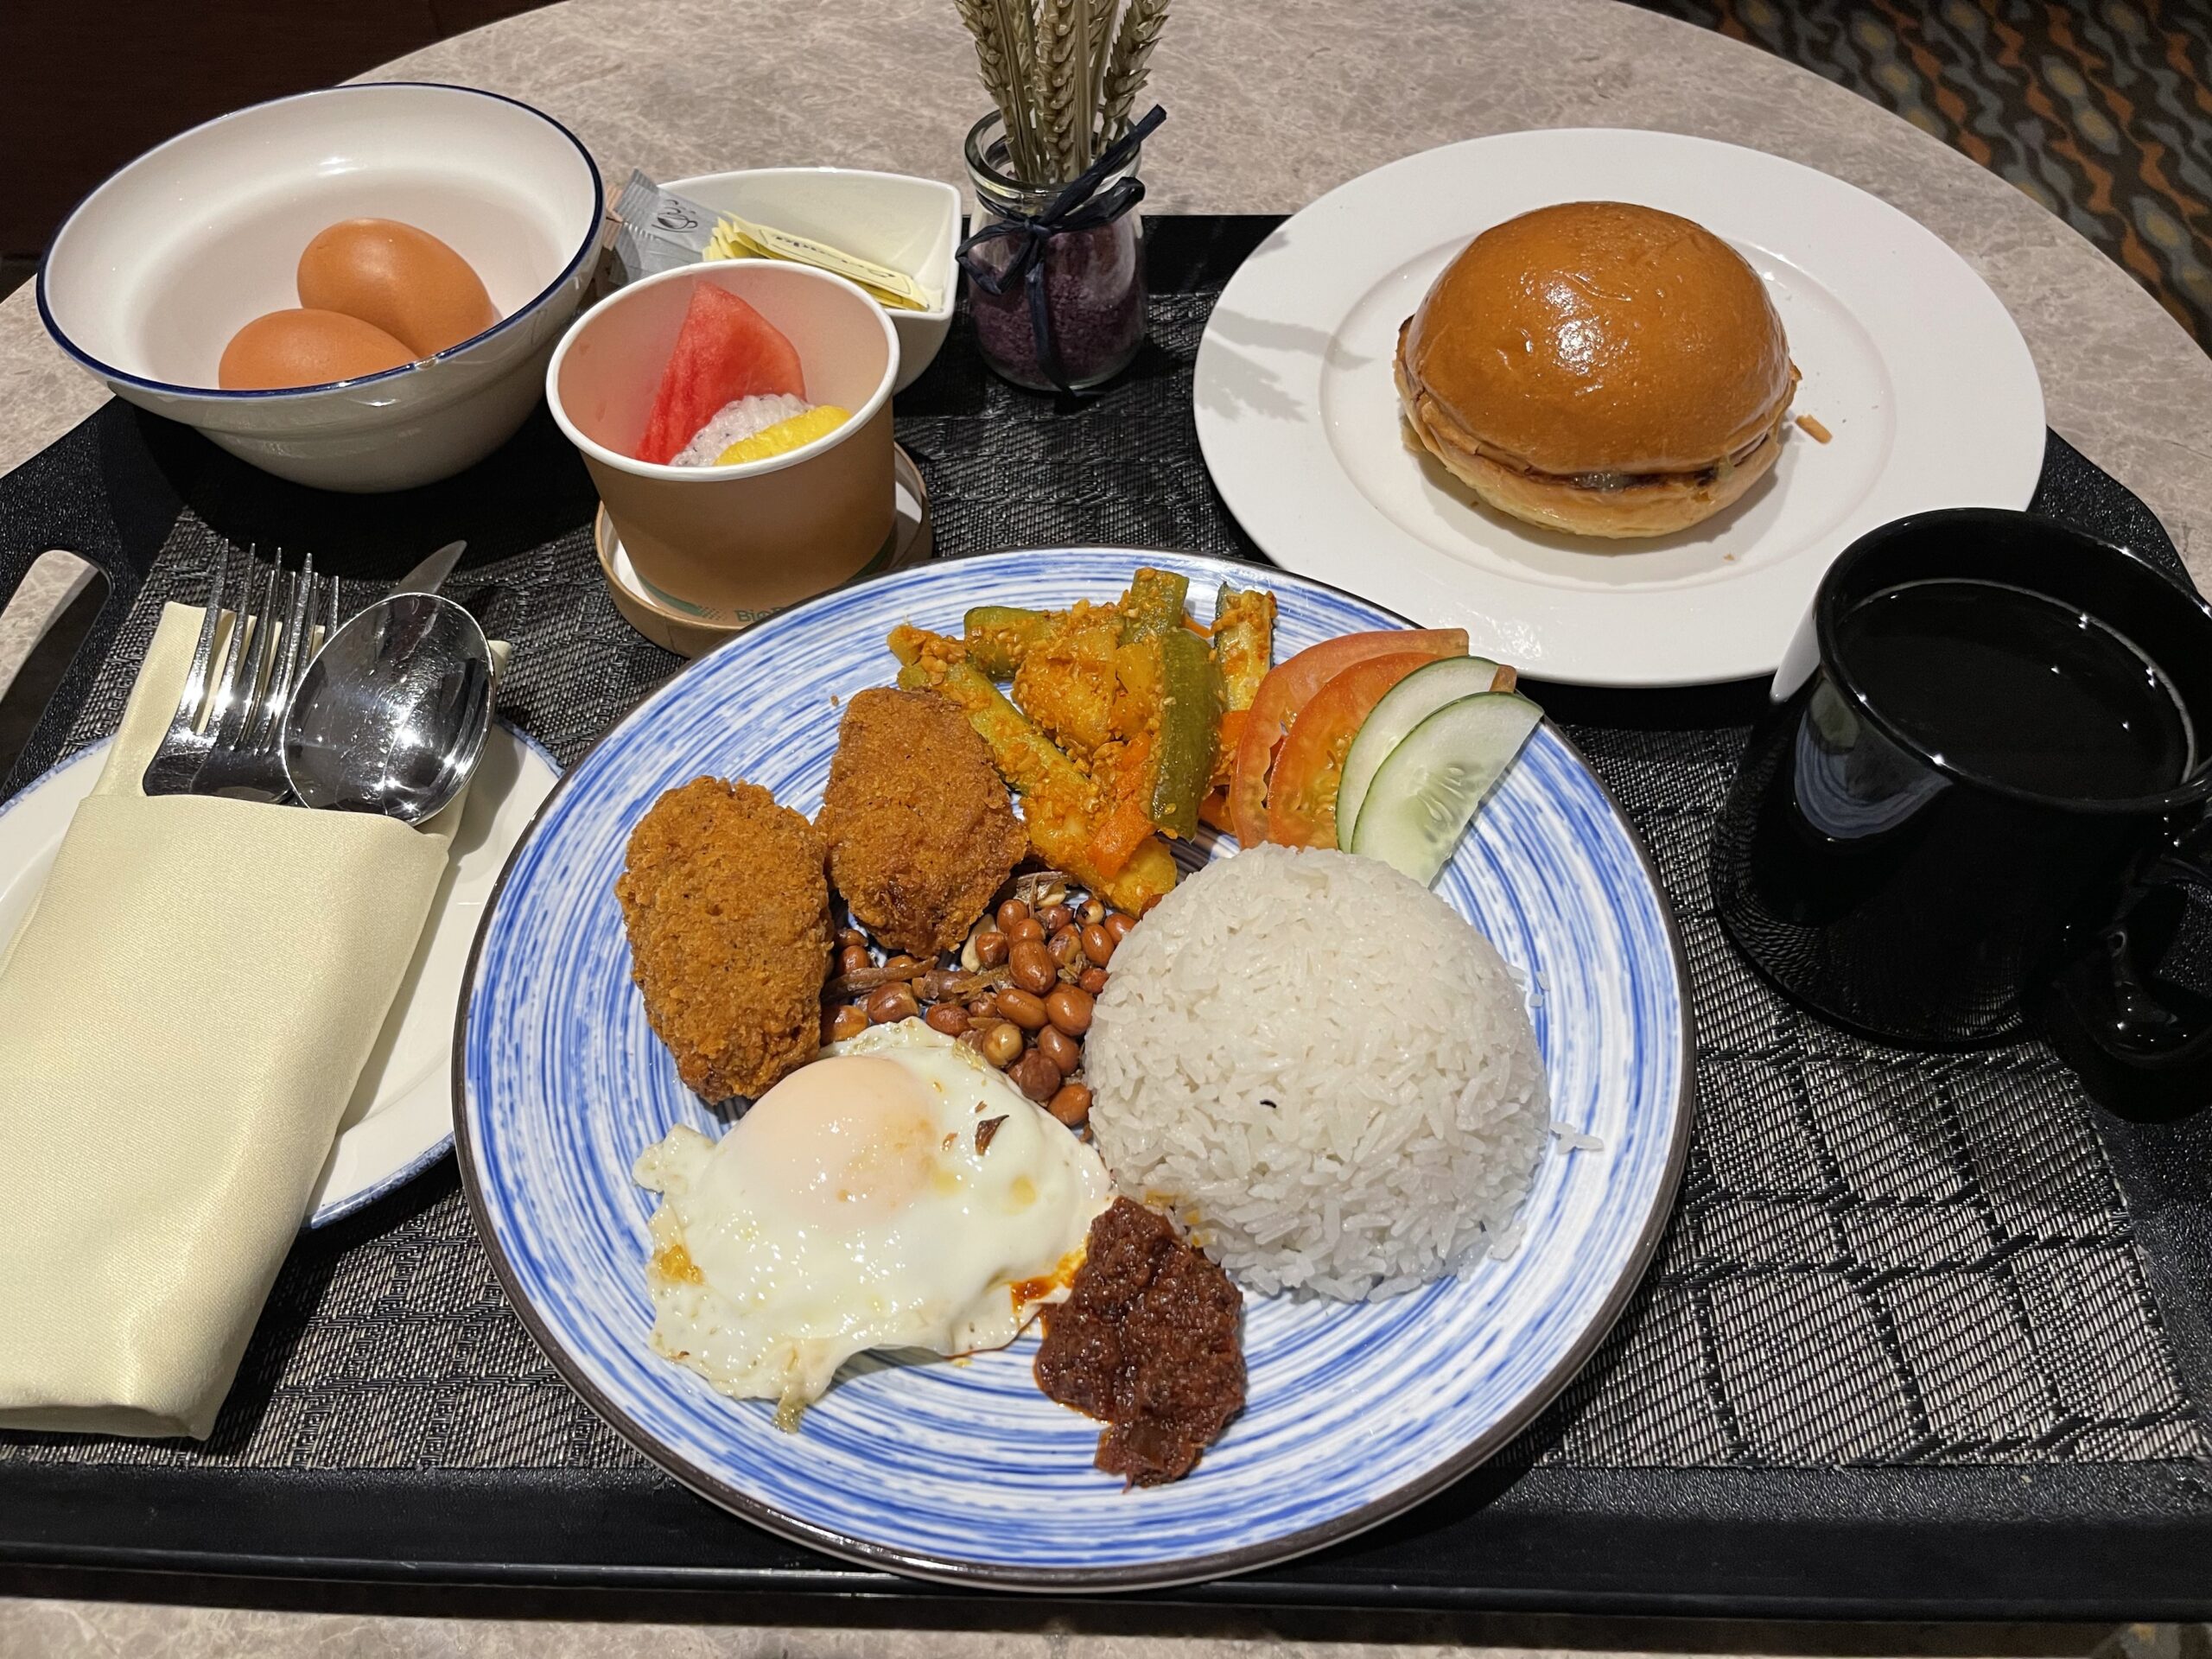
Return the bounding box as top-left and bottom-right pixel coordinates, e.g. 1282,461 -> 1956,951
672,393 -> 815,467
1084,844 -> 1548,1301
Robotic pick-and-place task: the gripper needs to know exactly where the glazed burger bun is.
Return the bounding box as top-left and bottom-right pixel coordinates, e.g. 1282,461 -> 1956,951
1396,200 -> 1796,539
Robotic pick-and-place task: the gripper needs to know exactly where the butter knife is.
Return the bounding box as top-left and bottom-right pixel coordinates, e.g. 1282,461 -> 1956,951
393,539 -> 467,597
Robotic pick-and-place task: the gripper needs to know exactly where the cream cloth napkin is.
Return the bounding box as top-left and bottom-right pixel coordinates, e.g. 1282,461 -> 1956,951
0,602 -> 470,1439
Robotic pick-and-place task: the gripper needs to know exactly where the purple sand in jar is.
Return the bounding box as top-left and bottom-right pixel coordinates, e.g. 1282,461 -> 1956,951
969,216 -> 1147,391
963,108 -> 1156,393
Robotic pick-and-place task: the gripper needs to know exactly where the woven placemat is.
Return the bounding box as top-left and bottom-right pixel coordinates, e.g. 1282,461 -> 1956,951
0,223 -> 2201,1478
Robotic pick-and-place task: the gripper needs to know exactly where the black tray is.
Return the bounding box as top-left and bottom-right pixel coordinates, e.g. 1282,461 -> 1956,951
1,217 -> 2208,1618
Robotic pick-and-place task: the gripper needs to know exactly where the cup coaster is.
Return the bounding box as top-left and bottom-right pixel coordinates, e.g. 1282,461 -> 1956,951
596,445 -> 933,658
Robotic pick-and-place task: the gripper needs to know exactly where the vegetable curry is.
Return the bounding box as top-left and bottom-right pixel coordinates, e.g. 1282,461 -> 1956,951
887,569 -> 1274,912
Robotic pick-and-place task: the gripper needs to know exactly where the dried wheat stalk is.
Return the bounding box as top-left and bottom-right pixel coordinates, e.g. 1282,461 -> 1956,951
957,0 -> 1039,179
1000,0 -> 1051,177
957,0 -> 1169,186
1037,0 -> 1090,182
1088,0 -> 1116,140
1100,0 -> 1169,143
1008,0 -> 1043,167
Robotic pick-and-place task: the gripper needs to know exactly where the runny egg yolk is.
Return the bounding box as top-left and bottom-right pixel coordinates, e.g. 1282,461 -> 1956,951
630,1025 -> 1116,1424
742,1055 -> 943,1222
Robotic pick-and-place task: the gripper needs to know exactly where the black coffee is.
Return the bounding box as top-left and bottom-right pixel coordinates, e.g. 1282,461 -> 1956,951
1835,577 -> 2194,801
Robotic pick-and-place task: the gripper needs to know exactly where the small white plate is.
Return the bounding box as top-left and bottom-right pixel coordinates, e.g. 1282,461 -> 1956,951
0,721 -> 558,1227
1194,129 -> 2046,687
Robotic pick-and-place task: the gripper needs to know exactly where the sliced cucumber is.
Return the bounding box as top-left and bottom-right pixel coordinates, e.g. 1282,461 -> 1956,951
1334,655 -> 1503,852
1351,692 -> 1542,885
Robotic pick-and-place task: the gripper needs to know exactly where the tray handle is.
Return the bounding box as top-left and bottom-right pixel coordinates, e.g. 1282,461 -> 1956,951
0,402 -> 184,795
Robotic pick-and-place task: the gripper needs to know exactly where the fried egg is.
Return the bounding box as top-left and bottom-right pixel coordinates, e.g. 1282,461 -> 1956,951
632,1020 -> 1114,1425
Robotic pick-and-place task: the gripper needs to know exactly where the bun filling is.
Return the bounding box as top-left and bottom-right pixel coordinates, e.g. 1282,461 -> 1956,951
1395,353 -> 1796,541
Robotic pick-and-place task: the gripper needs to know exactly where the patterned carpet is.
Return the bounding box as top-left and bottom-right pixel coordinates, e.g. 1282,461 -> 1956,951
1634,0 -> 2212,346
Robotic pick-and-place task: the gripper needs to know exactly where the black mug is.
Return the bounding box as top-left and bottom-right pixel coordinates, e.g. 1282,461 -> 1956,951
1712,509 -> 2212,1107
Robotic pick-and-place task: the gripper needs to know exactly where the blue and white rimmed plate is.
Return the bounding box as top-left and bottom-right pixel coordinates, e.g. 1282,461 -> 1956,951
0,721 -> 557,1227
455,548 -> 1692,1590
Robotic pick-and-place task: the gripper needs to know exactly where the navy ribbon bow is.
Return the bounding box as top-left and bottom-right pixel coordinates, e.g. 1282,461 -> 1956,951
957,105 -> 1167,395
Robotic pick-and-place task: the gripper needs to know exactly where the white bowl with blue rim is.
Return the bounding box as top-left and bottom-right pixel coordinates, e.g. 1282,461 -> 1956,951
38,83 -> 604,493
455,547 -> 1693,1589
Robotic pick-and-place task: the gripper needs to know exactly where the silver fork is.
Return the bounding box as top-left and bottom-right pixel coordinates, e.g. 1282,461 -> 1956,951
191,551 -> 340,802
142,549 -> 240,796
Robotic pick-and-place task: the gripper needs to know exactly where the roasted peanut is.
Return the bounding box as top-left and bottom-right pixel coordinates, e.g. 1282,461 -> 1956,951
1036,1024 -> 1082,1076
995,988 -> 1050,1030
1009,939 -> 1057,995
866,983 -> 919,1024
980,1021 -> 1025,1069
1009,1050 -> 1062,1103
1047,1081 -> 1093,1127
1045,982 -> 1094,1036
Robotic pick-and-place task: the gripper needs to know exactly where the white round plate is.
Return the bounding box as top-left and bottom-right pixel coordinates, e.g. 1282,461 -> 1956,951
0,721 -> 558,1226
1193,129 -> 2046,687
457,548 -> 1692,1590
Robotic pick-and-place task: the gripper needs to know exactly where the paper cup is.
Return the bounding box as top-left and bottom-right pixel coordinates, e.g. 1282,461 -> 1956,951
597,445 -> 934,658
547,262 -> 899,614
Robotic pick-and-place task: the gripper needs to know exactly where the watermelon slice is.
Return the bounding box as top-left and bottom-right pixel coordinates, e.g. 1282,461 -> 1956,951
636,284 -> 807,464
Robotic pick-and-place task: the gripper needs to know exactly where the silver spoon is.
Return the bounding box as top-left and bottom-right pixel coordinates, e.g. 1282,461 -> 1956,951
280,593 -> 494,823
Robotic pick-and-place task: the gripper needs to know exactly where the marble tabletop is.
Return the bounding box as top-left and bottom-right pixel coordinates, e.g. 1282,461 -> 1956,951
0,0 -> 2205,1643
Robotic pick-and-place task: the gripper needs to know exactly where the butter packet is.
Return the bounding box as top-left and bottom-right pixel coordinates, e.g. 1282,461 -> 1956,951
702,215 -> 929,312
608,170 -> 931,311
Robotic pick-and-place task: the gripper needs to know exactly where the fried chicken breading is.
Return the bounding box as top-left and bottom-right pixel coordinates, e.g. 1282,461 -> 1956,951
616,777 -> 832,1102
816,688 -> 1028,958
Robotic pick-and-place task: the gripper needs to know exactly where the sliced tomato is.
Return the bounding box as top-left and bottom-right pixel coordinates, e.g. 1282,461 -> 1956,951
1262,652 -> 1443,848
1226,628 -> 1467,846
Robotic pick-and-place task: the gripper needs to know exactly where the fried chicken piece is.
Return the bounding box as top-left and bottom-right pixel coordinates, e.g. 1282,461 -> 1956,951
616,777 -> 831,1102
816,687 -> 1028,958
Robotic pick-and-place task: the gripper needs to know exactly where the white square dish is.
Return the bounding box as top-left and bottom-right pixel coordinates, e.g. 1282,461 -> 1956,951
664,168 -> 961,392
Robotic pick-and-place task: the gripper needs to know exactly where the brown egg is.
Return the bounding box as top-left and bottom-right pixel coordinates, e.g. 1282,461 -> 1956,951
296,219 -> 500,357
217,308 -> 416,390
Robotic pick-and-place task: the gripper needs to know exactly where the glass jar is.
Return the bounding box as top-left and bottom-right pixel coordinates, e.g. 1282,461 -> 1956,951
962,111 -> 1147,393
